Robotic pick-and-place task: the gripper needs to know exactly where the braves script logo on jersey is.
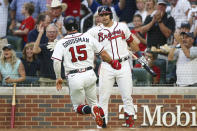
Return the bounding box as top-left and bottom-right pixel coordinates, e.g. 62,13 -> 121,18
98,29 -> 125,42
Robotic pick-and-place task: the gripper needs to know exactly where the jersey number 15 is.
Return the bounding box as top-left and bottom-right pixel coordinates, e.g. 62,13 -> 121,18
69,45 -> 87,62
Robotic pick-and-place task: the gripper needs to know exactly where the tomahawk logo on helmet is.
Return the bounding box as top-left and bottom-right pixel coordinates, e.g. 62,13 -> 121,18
98,6 -> 113,19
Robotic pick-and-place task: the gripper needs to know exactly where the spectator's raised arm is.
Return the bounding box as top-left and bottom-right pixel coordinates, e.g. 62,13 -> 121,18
140,15 -> 156,34
156,10 -> 175,38
33,24 -> 44,54
168,44 -> 177,61
168,32 -> 179,61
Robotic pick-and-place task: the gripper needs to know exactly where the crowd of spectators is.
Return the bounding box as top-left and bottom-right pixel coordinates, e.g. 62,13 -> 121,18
0,0 -> 197,87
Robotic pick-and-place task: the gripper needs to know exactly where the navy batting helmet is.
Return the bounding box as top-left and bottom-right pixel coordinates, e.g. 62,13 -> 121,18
98,6 -> 113,19
63,16 -> 78,31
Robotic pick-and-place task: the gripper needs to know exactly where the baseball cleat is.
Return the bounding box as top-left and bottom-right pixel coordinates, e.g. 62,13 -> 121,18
124,112 -> 134,127
102,117 -> 107,128
98,107 -> 107,128
92,106 -> 103,127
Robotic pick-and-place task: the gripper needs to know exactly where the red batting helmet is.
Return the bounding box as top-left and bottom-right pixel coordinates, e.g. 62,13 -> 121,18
98,6 -> 113,19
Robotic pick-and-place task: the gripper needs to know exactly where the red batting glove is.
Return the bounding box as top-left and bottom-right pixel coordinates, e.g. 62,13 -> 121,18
109,60 -> 121,70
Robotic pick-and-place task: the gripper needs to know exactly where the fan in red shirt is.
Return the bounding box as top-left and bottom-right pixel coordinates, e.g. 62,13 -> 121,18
12,2 -> 35,49
134,50 -> 161,84
62,0 -> 80,18
131,14 -> 147,55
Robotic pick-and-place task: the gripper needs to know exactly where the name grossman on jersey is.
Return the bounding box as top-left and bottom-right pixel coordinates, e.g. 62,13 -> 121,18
63,37 -> 90,48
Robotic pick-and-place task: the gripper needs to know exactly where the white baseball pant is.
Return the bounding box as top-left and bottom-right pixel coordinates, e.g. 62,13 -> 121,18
98,60 -> 135,123
68,70 -> 98,112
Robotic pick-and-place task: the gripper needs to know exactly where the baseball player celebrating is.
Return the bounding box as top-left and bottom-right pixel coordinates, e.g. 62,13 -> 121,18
87,6 -> 142,128
51,16 -> 121,128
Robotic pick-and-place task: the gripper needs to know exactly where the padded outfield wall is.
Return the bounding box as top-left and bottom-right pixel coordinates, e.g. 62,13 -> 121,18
0,87 -> 197,128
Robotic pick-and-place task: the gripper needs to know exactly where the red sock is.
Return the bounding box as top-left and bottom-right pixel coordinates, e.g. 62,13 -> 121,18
124,112 -> 134,127
77,105 -> 91,114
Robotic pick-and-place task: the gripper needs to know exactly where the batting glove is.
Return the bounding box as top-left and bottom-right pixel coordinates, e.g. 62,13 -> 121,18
110,60 -> 121,70
46,39 -> 58,51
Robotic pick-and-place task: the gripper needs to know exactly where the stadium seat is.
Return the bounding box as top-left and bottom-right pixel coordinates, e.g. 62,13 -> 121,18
132,68 -> 152,86
16,51 -> 23,58
23,76 -> 40,87
154,59 -> 166,85
7,35 -> 22,51
166,60 -> 177,85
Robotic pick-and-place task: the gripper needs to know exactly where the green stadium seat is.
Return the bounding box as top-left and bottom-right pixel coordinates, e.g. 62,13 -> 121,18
166,60 -> 177,85
7,35 -> 22,51
16,51 -> 23,58
154,59 -> 166,85
132,68 -> 152,86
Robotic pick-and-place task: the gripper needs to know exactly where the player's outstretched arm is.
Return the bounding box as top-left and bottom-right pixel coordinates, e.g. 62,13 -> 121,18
100,50 -> 112,64
53,59 -> 63,91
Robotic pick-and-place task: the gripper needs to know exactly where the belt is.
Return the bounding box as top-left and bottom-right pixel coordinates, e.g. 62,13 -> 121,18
118,56 -> 129,63
0,36 -> 6,40
69,66 -> 93,74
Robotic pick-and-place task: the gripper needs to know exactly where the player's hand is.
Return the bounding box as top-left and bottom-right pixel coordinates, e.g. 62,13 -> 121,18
110,60 -> 121,70
56,78 -> 63,91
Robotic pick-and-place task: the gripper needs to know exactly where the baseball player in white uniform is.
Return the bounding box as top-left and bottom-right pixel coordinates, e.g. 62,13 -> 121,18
51,16 -> 121,128
87,6 -> 142,127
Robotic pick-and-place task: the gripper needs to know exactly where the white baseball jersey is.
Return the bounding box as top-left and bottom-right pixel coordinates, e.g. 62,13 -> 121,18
52,32 -> 104,73
88,21 -> 136,123
87,21 -> 132,60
